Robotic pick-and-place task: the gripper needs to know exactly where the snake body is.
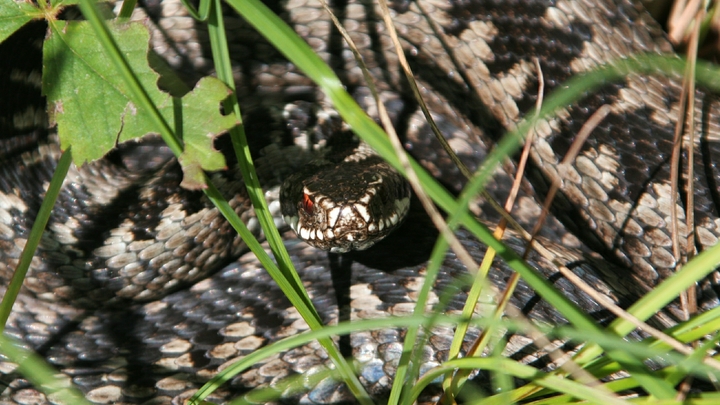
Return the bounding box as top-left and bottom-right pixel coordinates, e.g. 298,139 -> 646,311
2,0 -> 719,403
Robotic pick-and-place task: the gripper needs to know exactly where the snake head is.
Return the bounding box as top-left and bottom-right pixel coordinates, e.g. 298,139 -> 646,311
280,151 -> 410,253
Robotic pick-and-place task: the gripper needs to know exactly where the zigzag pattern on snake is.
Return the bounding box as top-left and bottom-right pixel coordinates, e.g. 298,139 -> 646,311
2,0 -> 720,403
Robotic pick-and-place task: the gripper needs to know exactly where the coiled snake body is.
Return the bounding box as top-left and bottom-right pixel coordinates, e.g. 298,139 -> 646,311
2,0 -> 720,403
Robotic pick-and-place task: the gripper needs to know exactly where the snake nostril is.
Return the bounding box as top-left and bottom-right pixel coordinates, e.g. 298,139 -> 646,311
302,193 -> 314,215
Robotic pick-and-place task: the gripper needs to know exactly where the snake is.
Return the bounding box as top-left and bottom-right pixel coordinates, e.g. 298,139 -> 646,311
1,0 -> 719,403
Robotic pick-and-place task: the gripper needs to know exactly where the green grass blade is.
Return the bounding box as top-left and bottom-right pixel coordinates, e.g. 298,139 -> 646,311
207,0 -> 313,316
0,149 -> 71,331
185,0 -> 367,402
195,312 -> 495,398
610,241 -> 720,336
411,358 -> 626,405
0,333 -> 92,405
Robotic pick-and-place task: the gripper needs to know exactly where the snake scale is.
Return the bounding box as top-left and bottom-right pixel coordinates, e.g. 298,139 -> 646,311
2,0 -> 720,403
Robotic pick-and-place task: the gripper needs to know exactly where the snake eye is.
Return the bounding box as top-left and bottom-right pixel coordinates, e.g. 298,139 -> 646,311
302,193 -> 314,215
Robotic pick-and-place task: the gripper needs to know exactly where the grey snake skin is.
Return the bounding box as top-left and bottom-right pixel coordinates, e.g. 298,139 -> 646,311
2,0 -> 720,403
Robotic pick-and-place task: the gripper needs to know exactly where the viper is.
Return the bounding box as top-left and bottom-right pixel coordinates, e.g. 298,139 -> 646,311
1,0 -> 719,404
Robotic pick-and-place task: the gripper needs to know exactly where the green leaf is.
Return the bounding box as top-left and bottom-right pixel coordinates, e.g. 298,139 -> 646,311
0,0 -> 41,43
43,19 -> 236,188
43,20 -> 146,162
177,77 -> 236,188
